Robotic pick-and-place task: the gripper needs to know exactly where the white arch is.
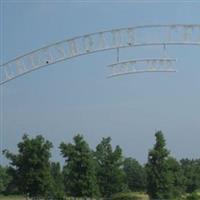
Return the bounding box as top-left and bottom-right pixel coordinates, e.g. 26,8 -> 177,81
1,24 -> 200,85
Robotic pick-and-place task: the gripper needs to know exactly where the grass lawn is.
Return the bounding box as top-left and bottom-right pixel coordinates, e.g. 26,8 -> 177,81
0,196 -> 26,200
0,194 -> 149,200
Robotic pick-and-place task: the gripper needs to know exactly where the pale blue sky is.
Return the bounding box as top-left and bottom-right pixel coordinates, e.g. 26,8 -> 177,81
1,0 -> 200,165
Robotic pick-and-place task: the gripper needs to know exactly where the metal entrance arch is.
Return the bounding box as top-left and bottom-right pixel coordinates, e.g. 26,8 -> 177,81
1,24 -> 200,85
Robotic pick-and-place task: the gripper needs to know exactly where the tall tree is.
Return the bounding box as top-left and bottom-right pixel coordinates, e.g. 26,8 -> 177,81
60,134 -> 99,197
3,134 -> 53,199
146,131 -> 173,199
94,137 -> 125,197
123,158 -> 147,192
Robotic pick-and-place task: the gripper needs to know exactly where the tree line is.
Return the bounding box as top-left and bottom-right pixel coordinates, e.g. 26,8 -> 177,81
0,131 -> 200,200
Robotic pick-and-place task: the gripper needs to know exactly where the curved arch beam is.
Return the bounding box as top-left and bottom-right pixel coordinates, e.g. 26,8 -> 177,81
1,24 -> 200,85
107,58 -> 177,78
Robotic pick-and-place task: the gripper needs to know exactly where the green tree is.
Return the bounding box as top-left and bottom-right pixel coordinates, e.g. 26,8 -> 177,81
180,159 -> 200,193
50,162 -> 65,199
0,165 -> 11,194
167,157 -> 186,197
123,158 -> 147,192
2,166 -> 20,195
3,134 -> 53,199
146,131 -> 173,199
60,134 -> 99,197
94,137 -> 125,197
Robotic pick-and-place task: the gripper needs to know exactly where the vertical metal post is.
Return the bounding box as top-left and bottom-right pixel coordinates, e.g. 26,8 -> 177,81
117,48 -> 119,63
163,44 -> 167,58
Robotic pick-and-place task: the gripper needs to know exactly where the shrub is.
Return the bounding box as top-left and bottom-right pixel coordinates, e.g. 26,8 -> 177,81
186,192 -> 200,200
112,192 -> 148,200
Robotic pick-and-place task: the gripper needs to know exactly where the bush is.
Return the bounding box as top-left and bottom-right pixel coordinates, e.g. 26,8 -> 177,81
112,192 -> 148,200
186,192 -> 200,200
